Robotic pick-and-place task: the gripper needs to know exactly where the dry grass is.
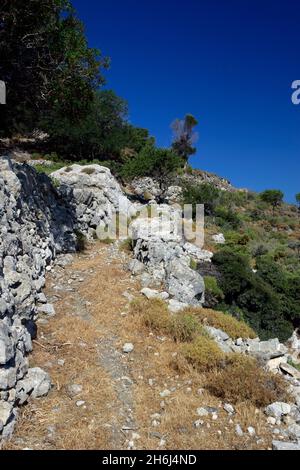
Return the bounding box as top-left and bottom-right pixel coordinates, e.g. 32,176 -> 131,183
184,307 -> 256,339
180,336 -> 225,372
5,244 -> 278,450
130,298 -> 203,342
206,354 -> 290,407
81,167 -> 96,175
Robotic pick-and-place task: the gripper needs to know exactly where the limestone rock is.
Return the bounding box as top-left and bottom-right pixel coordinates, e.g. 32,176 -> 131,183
279,362 -> 300,380
16,367 -> 51,405
168,299 -> 189,313
272,440 -> 300,450
265,402 -> 291,419
0,401 -> 13,427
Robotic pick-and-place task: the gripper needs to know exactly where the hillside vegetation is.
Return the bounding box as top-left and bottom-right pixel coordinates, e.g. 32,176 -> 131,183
183,183 -> 300,341
1,0 -> 299,343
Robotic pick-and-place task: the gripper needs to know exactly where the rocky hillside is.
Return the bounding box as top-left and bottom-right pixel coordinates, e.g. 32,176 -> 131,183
0,157 -> 300,450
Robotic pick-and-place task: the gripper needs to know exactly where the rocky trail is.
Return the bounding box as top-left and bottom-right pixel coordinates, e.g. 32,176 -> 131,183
1,159 -> 300,451
4,241 -> 284,451
5,242 -> 142,450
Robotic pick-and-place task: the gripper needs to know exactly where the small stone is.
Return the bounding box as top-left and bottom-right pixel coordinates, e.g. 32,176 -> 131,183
36,292 -> 47,304
224,403 -> 235,414
194,419 -> 204,428
37,303 -> 56,316
196,407 -> 209,417
67,383 -> 83,397
159,439 -> 166,447
235,424 -> 243,436
160,389 -> 171,398
247,426 -> 256,437
123,343 -> 134,353
267,417 -> 276,425
76,400 -> 85,407
57,359 -> 65,366
212,413 -> 218,420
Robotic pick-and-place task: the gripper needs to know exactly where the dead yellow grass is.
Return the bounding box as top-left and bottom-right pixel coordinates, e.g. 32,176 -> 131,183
184,307 -> 256,339
206,354 -> 290,407
130,297 -> 203,342
181,336 -> 225,372
5,243 -> 276,450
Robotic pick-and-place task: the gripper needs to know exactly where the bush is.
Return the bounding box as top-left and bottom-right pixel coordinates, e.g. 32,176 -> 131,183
214,206 -> 242,230
170,314 -> 203,342
130,298 -> 203,342
212,248 -> 294,341
181,336 -> 225,372
182,183 -> 220,216
260,190 -> 284,211
206,354 -> 289,406
190,258 -> 198,270
204,276 -> 224,308
121,144 -> 183,189
34,162 -> 66,175
184,307 -> 256,339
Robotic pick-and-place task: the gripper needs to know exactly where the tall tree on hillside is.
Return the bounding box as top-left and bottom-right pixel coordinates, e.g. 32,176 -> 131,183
260,190 -> 284,214
0,0 -> 109,135
171,114 -> 198,167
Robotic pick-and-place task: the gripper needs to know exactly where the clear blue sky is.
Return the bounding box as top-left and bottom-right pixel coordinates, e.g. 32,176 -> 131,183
72,0 -> 300,202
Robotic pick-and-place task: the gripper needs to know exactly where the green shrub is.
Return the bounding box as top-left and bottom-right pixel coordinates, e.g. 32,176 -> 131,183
190,258 -> 198,270
34,162 -> 66,175
182,183 -> 220,216
204,276 -> 224,308
260,189 -> 284,211
215,206 -> 242,230
121,143 -> 183,188
212,248 -> 294,341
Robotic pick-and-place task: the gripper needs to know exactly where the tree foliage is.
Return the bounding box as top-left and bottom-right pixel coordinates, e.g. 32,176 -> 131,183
121,143 -> 184,189
171,114 -> 198,164
260,190 -> 284,211
0,0 -> 108,134
213,249 -> 296,341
